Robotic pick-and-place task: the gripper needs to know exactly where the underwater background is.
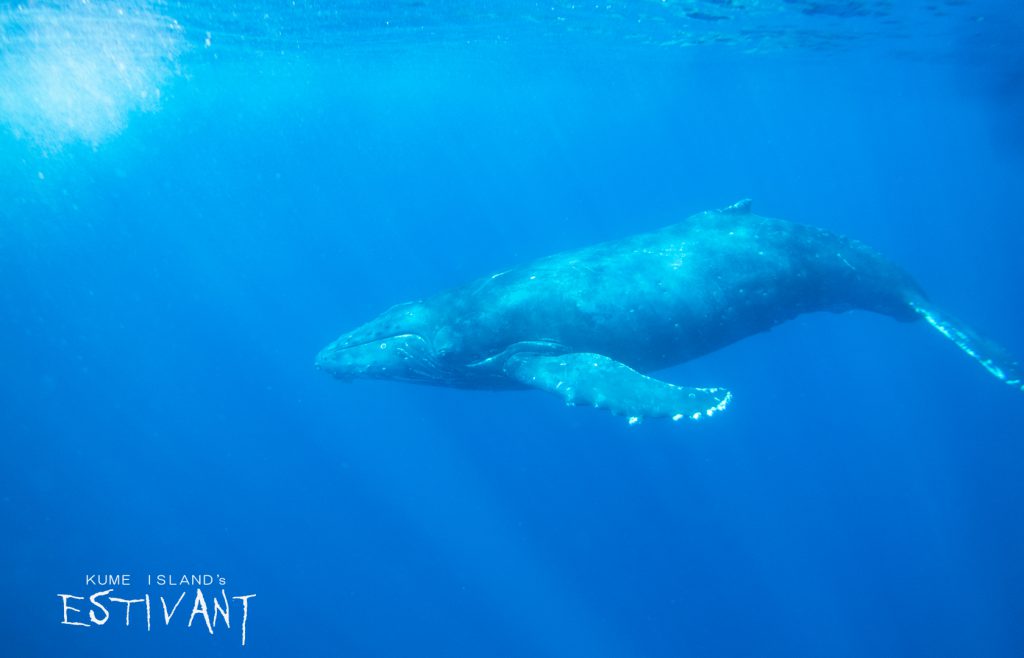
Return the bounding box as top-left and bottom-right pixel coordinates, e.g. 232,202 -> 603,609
2,1 -> 1023,656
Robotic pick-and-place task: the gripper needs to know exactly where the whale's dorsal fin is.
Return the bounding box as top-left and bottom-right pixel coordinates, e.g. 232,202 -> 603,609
720,199 -> 753,215
504,352 -> 731,424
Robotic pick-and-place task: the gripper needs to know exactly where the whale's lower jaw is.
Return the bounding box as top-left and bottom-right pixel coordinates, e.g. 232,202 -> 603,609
315,332 -> 449,384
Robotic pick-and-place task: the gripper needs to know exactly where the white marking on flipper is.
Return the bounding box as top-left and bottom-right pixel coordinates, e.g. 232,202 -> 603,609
506,352 -> 734,423
720,199 -> 752,214
915,303 -> 1010,382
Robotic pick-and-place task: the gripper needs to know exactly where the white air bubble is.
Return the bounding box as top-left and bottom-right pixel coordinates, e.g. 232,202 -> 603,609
0,1 -> 185,151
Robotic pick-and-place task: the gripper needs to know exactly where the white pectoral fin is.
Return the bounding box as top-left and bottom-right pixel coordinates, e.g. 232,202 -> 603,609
912,300 -> 1024,392
504,352 -> 732,424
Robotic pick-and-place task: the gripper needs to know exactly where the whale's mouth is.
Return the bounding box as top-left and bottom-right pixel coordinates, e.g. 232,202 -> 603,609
316,332 -> 447,383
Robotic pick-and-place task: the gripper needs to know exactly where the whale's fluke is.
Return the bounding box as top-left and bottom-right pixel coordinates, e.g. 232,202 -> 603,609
505,352 -> 732,423
911,301 -> 1024,391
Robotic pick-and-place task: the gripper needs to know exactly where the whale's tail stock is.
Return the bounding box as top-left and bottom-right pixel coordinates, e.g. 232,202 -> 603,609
908,298 -> 1023,392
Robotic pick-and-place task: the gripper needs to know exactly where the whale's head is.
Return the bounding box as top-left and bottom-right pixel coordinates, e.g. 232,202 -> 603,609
316,301 -> 450,384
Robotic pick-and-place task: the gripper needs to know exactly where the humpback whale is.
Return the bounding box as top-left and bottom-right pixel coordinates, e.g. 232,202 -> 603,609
316,200 -> 1021,423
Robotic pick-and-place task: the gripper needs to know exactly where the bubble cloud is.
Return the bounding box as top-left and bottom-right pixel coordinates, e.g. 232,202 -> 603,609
0,1 -> 184,151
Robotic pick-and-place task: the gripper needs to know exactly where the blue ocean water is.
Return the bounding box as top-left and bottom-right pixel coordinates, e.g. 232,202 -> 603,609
2,1 -> 1023,656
